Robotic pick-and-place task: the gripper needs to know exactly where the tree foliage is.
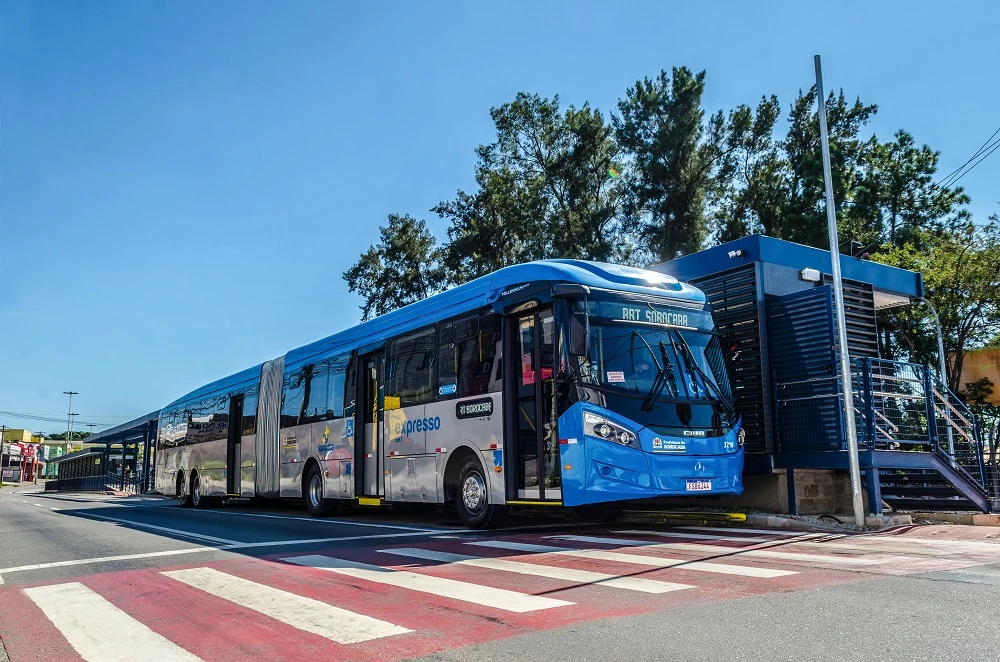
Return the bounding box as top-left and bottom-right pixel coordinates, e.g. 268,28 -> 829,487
343,67 -> 994,411
614,68 -> 721,261
873,217 -> 1000,393
343,214 -> 446,321
436,93 -> 627,284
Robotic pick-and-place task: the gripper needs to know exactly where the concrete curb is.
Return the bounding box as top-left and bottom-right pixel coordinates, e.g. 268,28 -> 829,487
906,512 -> 1000,527
743,513 -> 852,532
743,512 -> 913,532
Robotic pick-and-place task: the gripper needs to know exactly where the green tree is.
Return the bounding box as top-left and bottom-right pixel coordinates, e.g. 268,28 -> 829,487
873,217 -> 1000,393
438,92 -> 627,283
712,95 -> 784,242
45,431 -> 92,441
844,130 -> 970,251
776,88 -> 877,248
343,214 -> 446,321
614,67 -> 720,261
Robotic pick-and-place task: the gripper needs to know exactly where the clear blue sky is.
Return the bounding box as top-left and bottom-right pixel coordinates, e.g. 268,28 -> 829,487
1,1 -> 998,434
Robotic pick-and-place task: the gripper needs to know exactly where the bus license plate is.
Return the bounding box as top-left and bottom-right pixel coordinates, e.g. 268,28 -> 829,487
685,479 -> 712,492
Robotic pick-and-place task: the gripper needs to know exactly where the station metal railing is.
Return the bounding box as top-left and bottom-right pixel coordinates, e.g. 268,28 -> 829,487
44,470 -> 149,495
774,357 -> 993,502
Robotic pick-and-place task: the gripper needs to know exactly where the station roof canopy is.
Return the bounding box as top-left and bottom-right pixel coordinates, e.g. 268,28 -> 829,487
48,447 -> 104,465
83,410 -> 160,446
653,234 -> 924,310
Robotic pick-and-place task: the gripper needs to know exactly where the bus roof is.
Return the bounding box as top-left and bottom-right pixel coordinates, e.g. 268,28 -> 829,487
163,259 -> 705,410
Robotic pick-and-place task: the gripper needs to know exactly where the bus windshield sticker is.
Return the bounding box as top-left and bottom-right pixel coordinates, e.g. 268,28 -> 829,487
439,383 -> 458,396
457,397 -> 493,419
606,371 -> 626,383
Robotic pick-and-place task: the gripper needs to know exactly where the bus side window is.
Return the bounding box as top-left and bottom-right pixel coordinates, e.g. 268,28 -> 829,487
388,327 -> 437,407
281,369 -> 305,428
242,390 -> 258,436
328,355 -> 349,418
439,316 -> 478,399
475,311 -> 501,395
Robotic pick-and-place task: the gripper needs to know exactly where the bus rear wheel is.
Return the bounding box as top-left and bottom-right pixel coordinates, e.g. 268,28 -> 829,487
190,471 -> 213,509
305,465 -> 338,517
177,472 -> 192,507
456,457 -> 507,529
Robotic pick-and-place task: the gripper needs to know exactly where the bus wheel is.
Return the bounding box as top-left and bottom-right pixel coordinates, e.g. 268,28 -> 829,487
456,457 -> 507,529
178,472 -> 192,508
574,503 -> 622,523
191,472 -> 211,509
305,465 -> 336,517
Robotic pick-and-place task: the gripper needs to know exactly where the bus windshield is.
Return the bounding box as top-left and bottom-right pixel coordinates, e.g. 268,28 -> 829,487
566,299 -> 737,435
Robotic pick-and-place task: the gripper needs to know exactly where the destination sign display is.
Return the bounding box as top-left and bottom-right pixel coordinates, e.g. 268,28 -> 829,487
456,397 -> 494,419
591,301 -> 712,329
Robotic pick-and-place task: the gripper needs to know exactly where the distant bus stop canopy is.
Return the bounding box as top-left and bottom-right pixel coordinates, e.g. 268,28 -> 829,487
75,409 -> 160,491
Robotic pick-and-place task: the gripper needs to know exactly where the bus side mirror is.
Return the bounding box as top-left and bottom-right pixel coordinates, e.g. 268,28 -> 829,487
569,313 -> 590,356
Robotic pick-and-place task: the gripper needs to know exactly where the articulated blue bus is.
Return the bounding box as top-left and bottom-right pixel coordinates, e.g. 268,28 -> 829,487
155,259 -> 744,528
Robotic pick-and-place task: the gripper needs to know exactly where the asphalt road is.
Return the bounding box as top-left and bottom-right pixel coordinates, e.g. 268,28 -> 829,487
2,484 -> 999,662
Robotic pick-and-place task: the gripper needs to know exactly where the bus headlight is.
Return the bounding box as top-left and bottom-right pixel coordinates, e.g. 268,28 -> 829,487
584,413 -> 636,447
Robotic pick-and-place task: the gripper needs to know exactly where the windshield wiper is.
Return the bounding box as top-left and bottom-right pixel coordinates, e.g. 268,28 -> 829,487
671,330 -> 737,419
641,341 -> 677,411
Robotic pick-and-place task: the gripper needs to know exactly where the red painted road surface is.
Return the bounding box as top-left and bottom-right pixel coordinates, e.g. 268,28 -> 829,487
2,526 -> 998,662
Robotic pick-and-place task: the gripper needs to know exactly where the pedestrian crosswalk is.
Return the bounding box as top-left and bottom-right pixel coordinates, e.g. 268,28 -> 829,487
162,567 -> 412,644
284,554 -> 574,613
377,547 -> 694,594
467,539 -> 799,577
23,582 -> 203,662
6,525 -> 999,662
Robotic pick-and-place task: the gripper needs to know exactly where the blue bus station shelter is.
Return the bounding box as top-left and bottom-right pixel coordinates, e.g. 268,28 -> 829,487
653,235 -> 994,515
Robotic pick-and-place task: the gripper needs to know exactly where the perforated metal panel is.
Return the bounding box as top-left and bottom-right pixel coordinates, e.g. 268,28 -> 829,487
767,288 -> 843,452
822,276 -> 879,359
690,264 -> 768,454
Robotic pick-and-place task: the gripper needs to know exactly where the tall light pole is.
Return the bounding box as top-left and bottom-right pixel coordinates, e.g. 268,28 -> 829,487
68,413 -> 78,447
815,54 -> 865,529
64,391 -> 79,445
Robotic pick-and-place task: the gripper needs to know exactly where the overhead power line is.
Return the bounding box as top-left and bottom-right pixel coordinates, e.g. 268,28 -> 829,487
0,410 -> 112,428
934,126 -> 1000,191
946,140 -> 1000,188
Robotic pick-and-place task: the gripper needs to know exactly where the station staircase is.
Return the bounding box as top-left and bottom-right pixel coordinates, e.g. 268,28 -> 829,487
774,357 -> 999,514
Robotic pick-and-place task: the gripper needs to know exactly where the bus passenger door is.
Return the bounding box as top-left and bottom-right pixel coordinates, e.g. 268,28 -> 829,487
355,351 -> 384,498
226,394 -> 243,495
505,308 -> 562,502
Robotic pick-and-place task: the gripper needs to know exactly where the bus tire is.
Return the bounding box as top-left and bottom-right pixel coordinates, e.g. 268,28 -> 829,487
304,464 -> 337,517
574,503 -> 622,523
190,471 -> 216,509
177,472 -> 192,508
456,457 -> 507,529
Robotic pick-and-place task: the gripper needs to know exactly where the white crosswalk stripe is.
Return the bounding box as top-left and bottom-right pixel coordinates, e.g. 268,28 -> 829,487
24,582 -> 203,662
678,526 -> 809,536
283,554 -> 575,612
676,527 -> 976,558
614,529 -> 830,544
379,547 -> 694,594
162,567 -> 410,644
553,534 -> 885,566
467,540 -> 797,578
